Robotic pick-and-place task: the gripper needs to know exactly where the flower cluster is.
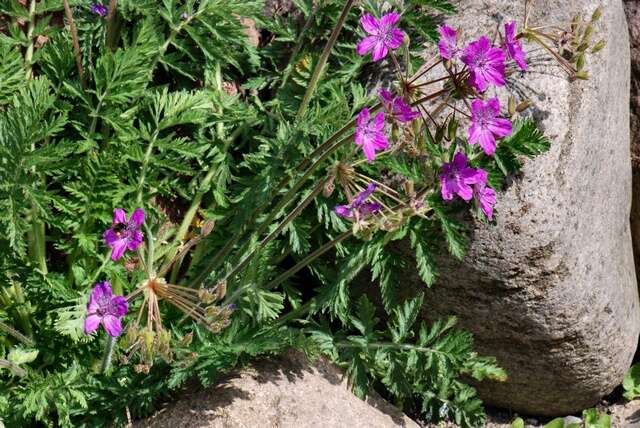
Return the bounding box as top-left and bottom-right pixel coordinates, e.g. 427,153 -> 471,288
431,21 -> 526,219
335,183 -> 381,220
90,3 -> 108,17
439,153 -> 496,221
338,12 -> 518,223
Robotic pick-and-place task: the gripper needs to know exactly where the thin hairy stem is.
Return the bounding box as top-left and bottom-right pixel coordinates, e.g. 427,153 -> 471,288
63,0 -> 87,89
295,0 -> 356,122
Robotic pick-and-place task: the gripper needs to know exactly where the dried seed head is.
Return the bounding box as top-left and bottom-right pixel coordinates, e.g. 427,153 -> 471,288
215,280 -> 227,301
201,220 -> 215,237
198,288 -> 215,304
323,178 -> 335,197
134,364 -> 151,374
179,332 -> 193,347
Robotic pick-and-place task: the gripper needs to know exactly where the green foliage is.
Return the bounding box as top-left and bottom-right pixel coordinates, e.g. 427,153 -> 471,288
0,0 -> 559,426
480,119 -> 551,190
623,363 -> 640,400
582,408 -> 611,428
511,417 -> 525,428
311,295 -> 506,428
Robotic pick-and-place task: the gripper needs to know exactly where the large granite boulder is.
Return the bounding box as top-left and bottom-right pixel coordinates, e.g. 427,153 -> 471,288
624,0 -> 640,286
136,351 -> 418,428
404,0 -> 639,416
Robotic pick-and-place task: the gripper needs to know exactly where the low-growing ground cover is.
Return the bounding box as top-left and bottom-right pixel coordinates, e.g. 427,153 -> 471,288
0,1 -> 605,426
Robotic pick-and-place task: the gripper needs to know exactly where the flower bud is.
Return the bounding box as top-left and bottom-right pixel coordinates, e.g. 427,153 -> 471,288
198,287 -> 215,304
516,100 -> 532,113
447,118 -> 458,141
403,180 -> 414,197
575,71 -> 590,80
591,40 -> 606,54
322,177 -> 335,197
575,53 -> 585,72
179,332 -> 193,347
215,280 -> 227,300
201,220 -> 215,237
591,8 -> 602,23
508,96 -> 517,116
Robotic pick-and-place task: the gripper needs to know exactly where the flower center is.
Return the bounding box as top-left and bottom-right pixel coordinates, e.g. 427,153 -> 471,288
97,294 -> 118,316
472,51 -> 488,68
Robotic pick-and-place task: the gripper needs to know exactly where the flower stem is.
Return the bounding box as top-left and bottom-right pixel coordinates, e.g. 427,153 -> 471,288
100,335 -> 116,374
24,0 -> 36,79
89,251 -> 113,285
295,0 -> 355,123
223,178 -> 328,283
105,0 -> 119,51
63,0 -> 87,89
261,229 -> 352,293
136,130 -> 158,205
279,3 -> 319,90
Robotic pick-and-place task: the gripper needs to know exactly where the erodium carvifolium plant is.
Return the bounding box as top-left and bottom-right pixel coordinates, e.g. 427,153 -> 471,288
0,0 -> 604,426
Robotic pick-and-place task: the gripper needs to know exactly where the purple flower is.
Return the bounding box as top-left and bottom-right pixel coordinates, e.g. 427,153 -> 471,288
468,98 -> 512,156
474,181 -> 497,221
438,25 -> 459,60
90,3 -> 108,17
335,183 -> 382,219
356,12 -> 405,62
503,21 -> 527,71
84,281 -> 128,337
462,36 -> 506,92
355,108 -> 389,162
379,89 -> 420,123
103,208 -> 145,261
439,152 -> 484,201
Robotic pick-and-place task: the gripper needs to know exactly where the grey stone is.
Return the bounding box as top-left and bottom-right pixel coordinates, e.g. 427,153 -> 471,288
136,350 -> 419,428
404,0 -> 639,416
624,0 -> 640,295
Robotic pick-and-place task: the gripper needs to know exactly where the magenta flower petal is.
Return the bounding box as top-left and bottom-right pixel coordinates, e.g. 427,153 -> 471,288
90,3 -> 108,17
462,36 -> 506,92
334,183 -> 381,219
84,281 -> 128,337
468,98 -> 512,156
360,14 -> 379,33
354,108 -> 388,162
113,208 -> 127,224
356,12 -> 405,62
111,295 -> 129,317
439,152 -> 485,201
372,42 -> 388,62
475,182 -> 497,221
110,239 -> 128,261
438,24 -> 459,60
130,208 -> 145,226
104,208 -> 145,260
357,36 -> 378,56
378,89 -> 420,123
503,21 -> 527,71
335,205 -> 353,218
379,12 -> 401,28
84,314 -> 101,334
102,315 -> 123,337
388,28 -> 405,49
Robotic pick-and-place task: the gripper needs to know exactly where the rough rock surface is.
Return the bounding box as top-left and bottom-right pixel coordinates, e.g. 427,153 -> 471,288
404,0 -> 639,416
624,0 -> 640,284
136,351 -> 418,428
